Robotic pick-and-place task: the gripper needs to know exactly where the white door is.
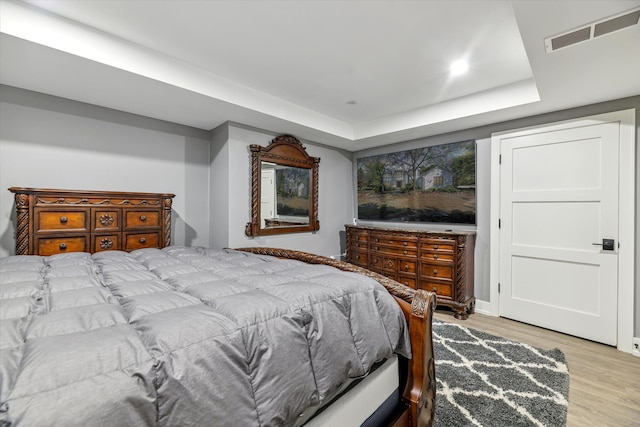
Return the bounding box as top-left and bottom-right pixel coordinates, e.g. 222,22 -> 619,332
499,122 -> 620,345
261,168 -> 276,227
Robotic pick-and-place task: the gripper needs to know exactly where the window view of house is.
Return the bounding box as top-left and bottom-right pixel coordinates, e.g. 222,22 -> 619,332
357,140 -> 476,224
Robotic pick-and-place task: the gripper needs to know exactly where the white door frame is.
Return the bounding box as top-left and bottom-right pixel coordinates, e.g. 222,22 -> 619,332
489,109 -> 636,353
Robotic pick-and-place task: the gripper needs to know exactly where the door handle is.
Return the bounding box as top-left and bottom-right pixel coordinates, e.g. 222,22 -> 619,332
592,239 -> 615,251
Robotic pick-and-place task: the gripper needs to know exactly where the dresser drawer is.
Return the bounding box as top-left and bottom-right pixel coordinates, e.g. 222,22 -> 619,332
124,232 -> 160,251
421,280 -> 453,297
381,257 -> 398,272
398,260 -> 417,274
370,254 -> 384,271
370,243 -> 417,258
420,262 -> 453,280
349,251 -> 368,267
93,210 -> 120,232
35,209 -> 88,232
371,233 -> 418,248
93,234 -> 120,252
420,239 -> 455,253
350,231 -> 370,243
397,275 -> 416,289
350,241 -> 369,251
421,251 -> 454,262
125,211 -> 160,229
35,236 -> 88,256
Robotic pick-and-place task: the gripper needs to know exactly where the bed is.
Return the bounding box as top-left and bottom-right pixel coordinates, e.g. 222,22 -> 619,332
0,245 -> 436,426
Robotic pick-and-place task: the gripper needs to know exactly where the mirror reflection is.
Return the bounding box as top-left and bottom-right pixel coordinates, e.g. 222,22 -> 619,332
261,162 -> 310,228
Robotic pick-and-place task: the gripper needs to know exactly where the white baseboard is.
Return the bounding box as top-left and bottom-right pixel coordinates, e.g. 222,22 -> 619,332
473,299 -> 493,316
473,301 -> 640,357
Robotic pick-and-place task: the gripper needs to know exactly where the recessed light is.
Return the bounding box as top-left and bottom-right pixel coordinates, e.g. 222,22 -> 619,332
346,100 -> 357,105
450,59 -> 468,76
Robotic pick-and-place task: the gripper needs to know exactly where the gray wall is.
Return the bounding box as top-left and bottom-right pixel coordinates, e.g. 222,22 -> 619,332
353,96 -> 640,334
0,85 -> 212,256
0,85 -> 637,335
0,86 -> 355,260
209,123 -> 354,257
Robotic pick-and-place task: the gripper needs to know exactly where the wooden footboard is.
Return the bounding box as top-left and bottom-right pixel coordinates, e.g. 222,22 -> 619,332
235,247 -> 436,427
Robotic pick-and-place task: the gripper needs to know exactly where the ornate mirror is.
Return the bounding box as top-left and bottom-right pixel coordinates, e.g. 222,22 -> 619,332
245,135 -> 320,236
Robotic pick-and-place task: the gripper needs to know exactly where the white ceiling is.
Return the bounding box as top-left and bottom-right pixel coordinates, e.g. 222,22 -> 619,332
1,0 -> 639,151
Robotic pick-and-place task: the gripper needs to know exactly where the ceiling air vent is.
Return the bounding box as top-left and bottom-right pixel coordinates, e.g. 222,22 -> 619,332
544,7 -> 640,53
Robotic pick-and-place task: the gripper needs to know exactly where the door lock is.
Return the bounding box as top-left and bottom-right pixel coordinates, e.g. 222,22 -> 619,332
592,239 -> 615,251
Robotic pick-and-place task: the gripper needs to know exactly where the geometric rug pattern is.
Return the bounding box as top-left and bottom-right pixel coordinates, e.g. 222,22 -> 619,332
432,320 -> 570,427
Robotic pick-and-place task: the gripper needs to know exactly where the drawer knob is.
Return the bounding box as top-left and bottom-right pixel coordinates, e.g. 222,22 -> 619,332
140,215 -> 147,221
373,259 -> 378,264
59,243 -> 67,250
139,237 -> 146,244
434,245 -> 439,250
434,254 -> 438,259
433,287 -> 438,292
100,238 -> 113,249
404,264 -> 409,270
403,250 -> 408,255
387,261 -> 393,267
403,242 -> 408,246
375,246 -> 379,251
99,214 -> 114,226
60,216 -> 68,224
433,269 -> 438,275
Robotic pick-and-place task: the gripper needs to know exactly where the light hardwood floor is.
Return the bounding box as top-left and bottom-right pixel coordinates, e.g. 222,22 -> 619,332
433,310 -> 640,427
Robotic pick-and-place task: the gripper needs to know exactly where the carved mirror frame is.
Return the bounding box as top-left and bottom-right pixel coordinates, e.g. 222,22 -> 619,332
245,135 -> 320,236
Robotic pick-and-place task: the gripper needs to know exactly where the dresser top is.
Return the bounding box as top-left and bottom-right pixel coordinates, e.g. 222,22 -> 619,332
9,187 -> 175,199
346,224 -> 475,236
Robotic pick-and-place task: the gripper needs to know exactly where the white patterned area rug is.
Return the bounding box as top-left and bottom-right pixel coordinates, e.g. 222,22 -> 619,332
433,320 -> 569,427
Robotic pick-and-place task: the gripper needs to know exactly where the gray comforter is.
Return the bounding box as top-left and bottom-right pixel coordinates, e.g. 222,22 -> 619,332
0,246 -> 409,426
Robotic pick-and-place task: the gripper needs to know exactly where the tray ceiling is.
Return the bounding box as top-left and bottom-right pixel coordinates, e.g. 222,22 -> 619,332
1,0 -> 638,150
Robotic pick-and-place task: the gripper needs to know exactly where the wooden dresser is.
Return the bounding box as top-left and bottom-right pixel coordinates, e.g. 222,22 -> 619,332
346,225 -> 475,319
9,187 -> 175,256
